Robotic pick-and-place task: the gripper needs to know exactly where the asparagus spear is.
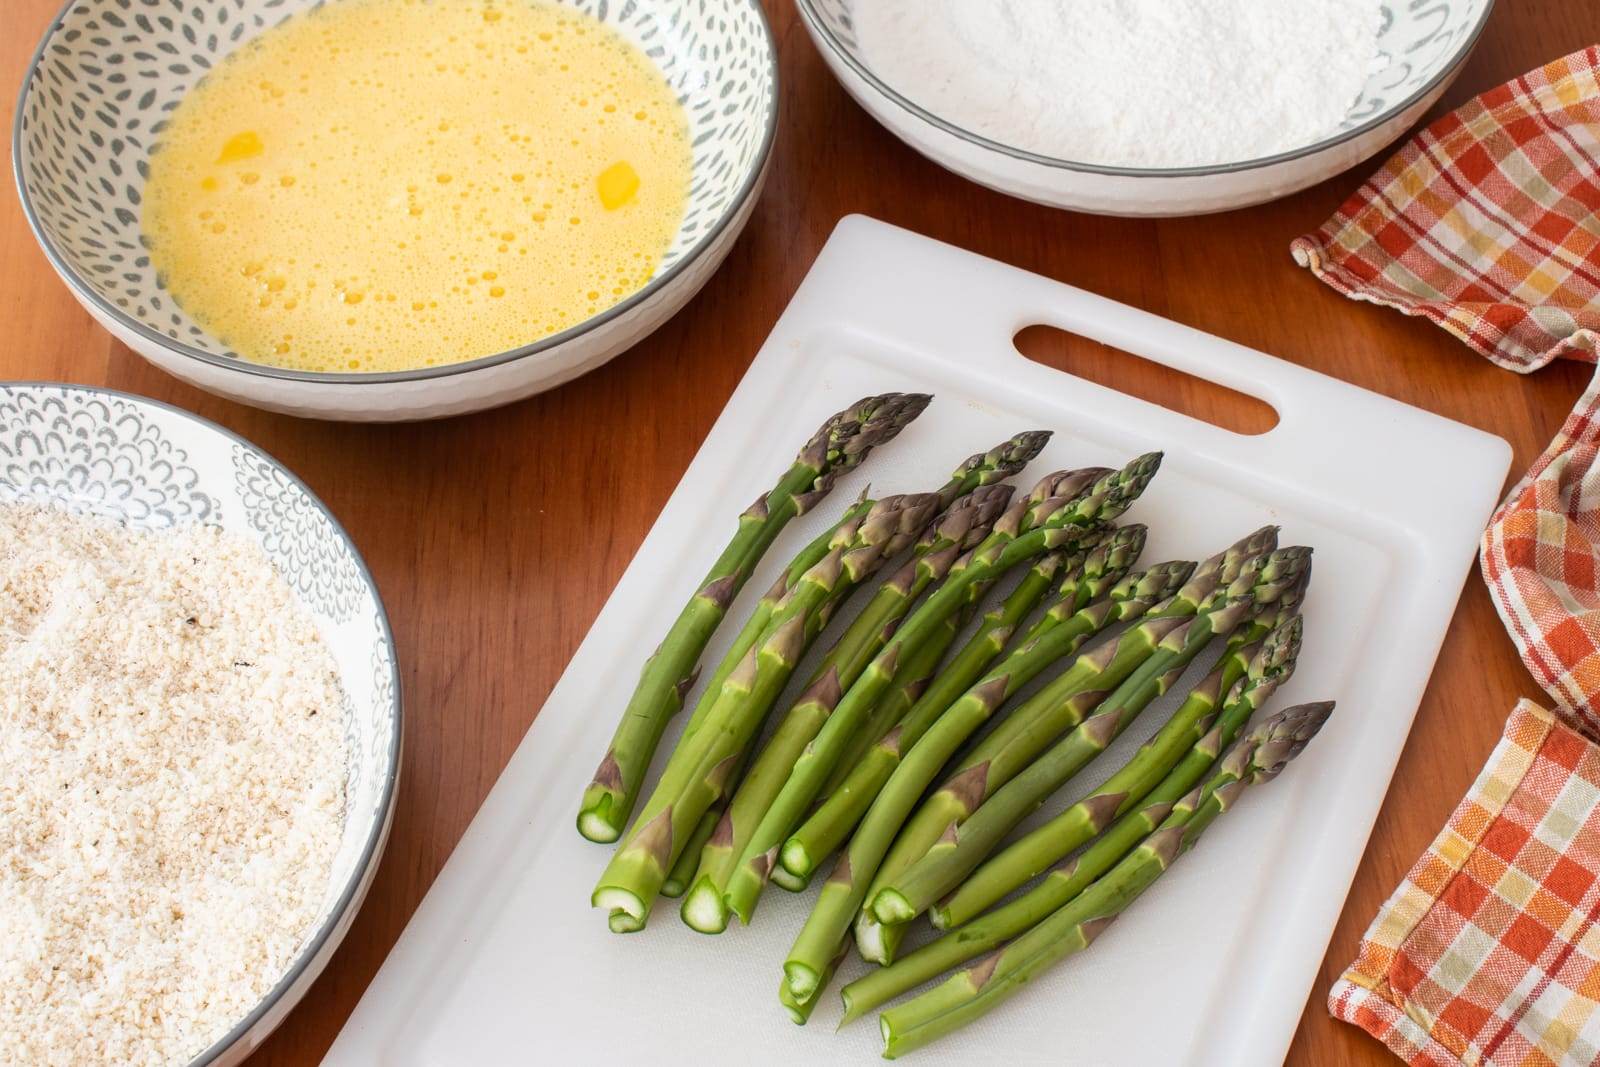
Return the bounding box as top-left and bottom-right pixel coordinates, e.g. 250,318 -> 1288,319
944,527 -> 1279,806
677,488 -> 1013,932
853,527 -> 1281,959
933,612 -> 1304,931
653,459 -> 1041,900
637,506 -> 875,900
867,565 -> 1269,927
874,701 -> 1334,1058
839,620 -> 1308,1021
661,804 -> 724,898
663,518 -> 915,900
830,585 -> 986,795
783,568 -> 1196,999
615,435 -> 1050,854
781,538 -> 1173,887
727,457 -> 1162,929
809,481 -> 1020,693
578,393 -> 932,842
780,939 -> 849,1025
825,539 -> 1090,794
769,603 -> 973,896
592,494 -> 938,929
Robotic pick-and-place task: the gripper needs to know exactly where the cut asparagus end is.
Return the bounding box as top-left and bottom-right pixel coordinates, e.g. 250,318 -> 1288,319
771,864 -> 811,893
857,917 -> 892,965
576,804 -> 622,844
881,1015 -> 900,1059
607,909 -> 643,934
592,886 -> 646,923
839,989 -> 865,1028
726,882 -> 761,926
871,889 -> 915,925
780,838 -> 816,879
680,881 -> 730,934
659,876 -> 689,899
785,961 -> 822,1002
780,978 -> 820,1026
928,903 -> 952,929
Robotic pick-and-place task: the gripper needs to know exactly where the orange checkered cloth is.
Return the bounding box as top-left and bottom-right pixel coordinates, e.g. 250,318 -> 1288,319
1329,702 -> 1600,1066
1291,47 -> 1600,373
1295,46 -> 1600,1067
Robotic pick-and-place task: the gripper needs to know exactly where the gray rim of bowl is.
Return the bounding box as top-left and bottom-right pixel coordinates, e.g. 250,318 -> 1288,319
0,380 -> 405,1067
794,0 -> 1496,178
10,0 -> 780,386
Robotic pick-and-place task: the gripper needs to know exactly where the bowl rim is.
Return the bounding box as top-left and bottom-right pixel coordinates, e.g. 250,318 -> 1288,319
10,0 -> 780,386
0,380 -> 404,1067
793,0 -> 1496,178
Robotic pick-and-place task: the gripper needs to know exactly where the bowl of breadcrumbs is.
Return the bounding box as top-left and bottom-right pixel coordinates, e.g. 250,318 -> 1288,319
0,382 -> 401,1066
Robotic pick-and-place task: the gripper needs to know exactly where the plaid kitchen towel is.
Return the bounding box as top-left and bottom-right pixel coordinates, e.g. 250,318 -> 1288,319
1302,46 -> 1600,1067
1481,369 -> 1600,736
1328,702 -> 1600,1067
1291,46 -> 1600,372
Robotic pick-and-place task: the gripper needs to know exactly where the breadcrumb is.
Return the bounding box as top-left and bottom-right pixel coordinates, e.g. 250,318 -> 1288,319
0,503 -> 347,1066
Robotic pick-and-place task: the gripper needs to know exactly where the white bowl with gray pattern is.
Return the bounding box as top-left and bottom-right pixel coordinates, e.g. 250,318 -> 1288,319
0,381 -> 401,1066
797,0 -> 1494,216
13,0 -> 778,420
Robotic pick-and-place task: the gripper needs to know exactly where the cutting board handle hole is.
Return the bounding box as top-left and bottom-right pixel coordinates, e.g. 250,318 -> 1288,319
1013,325 -> 1278,436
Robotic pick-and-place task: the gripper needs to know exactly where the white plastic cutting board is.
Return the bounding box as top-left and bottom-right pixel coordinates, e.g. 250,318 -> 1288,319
328,216 -> 1511,1066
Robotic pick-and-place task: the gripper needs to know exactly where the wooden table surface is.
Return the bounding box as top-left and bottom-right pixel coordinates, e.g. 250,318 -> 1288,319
4,2 -> 1597,1063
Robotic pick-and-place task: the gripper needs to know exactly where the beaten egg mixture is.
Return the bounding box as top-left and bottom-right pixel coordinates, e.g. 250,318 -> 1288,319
142,0 -> 691,372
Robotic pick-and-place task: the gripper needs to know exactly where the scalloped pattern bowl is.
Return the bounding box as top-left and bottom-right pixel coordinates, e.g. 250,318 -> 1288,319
0,381 -> 401,1066
796,0 -> 1493,216
13,0 -> 777,420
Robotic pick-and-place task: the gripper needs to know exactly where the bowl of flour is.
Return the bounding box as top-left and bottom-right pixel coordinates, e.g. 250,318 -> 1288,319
797,0 -> 1494,215
0,383 -> 400,1066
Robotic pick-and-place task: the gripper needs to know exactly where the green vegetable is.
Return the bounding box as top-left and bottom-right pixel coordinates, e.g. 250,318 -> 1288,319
592,494 -> 937,930
874,701 -> 1334,1058
578,393 -> 932,843
853,527 -> 1279,964
729,457 -> 1163,931
870,546 -> 1308,927
838,617 -> 1307,1022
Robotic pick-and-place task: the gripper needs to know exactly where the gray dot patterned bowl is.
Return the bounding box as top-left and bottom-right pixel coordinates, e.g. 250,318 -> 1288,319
0,381 -> 401,1067
13,0 -> 778,420
796,0 -> 1494,216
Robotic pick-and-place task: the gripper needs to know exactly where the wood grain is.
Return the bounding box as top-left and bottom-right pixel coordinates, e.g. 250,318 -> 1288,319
2,2 -> 1597,1063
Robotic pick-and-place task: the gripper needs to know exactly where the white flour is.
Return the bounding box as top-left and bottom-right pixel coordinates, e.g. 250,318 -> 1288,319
853,0 -> 1382,167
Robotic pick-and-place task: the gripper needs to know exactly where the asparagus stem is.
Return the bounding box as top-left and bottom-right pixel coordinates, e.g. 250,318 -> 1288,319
781,538 -> 1173,885
666,460 -> 1043,900
592,495 -> 938,928
935,612 -> 1305,930
611,435 -> 1046,851
733,458 -> 1163,932
643,505 -> 872,897
875,701 -> 1334,1057
838,597 -> 971,786
780,938 -> 849,1025
854,528 -> 1280,963
771,591 -> 982,900
670,439 -> 1050,907
840,618 -> 1307,1020
809,483 -> 1017,695
868,553 -> 1296,926
578,394 -> 931,842
784,569 -> 1189,1002
683,488 -> 1013,932
661,805 -> 722,898
952,527 -> 1279,799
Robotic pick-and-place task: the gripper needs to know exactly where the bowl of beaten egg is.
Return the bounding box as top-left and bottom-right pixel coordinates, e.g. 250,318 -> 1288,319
14,0 -> 777,420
